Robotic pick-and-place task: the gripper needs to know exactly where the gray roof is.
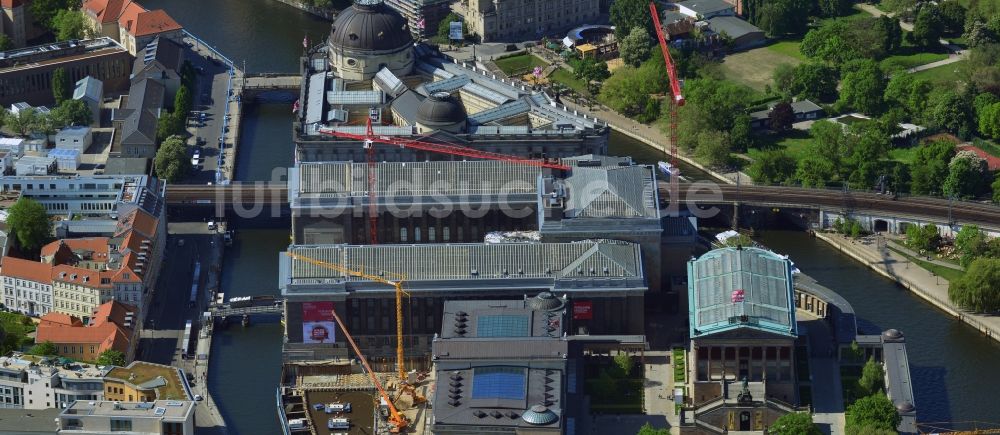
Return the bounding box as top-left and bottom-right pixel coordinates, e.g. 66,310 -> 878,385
305,72 -> 326,126
326,90 -> 383,106
132,37 -> 184,79
373,67 -> 406,97
705,16 -> 762,39
750,99 -> 824,121
679,0 -> 734,16
389,89 -> 423,125
440,298 -> 566,339
883,339 -> 916,433
286,240 -> 643,283
120,109 -> 159,145
73,76 -> 103,102
56,126 -> 91,140
119,78 -> 164,145
328,1 -> 413,52
431,366 -> 564,430
104,157 -> 150,175
688,247 -> 797,338
0,407 -> 60,433
563,166 -> 658,219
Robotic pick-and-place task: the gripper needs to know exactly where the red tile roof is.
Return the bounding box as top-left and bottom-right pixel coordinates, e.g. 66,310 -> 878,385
52,265 -> 114,289
82,0 -> 125,24
957,144 -> 1000,172
41,238 -> 111,263
117,4 -> 182,37
35,301 -> 136,356
1,257 -> 53,283
111,252 -> 143,283
1,0 -> 24,8
115,208 -> 158,239
40,312 -> 84,327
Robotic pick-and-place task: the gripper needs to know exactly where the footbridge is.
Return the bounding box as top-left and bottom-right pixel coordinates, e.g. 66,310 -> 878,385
208,300 -> 285,318
165,182 -> 1000,232
239,73 -> 301,92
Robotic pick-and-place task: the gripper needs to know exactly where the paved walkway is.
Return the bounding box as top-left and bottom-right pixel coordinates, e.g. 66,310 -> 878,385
816,232 -> 1000,342
884,238 -> 965,271
800,318 -> 845,435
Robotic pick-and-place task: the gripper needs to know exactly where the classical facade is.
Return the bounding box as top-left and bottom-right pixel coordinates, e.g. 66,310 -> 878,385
464,0 -> 601,42
326,0 -> 415,81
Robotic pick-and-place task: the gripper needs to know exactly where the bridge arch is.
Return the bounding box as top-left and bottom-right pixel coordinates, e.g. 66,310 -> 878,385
873,219 -> 889,233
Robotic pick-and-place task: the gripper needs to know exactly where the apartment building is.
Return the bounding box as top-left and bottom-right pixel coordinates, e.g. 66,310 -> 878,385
464,0 -> 600,42
81,0 -> 183,56
35,301 -> 138,363
0,354 -> 105,410
57,400 -> 195,435
1,257 -> 54,315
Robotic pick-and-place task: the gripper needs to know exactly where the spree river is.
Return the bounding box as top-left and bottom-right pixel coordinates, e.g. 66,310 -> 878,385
144,0 -> 1000,431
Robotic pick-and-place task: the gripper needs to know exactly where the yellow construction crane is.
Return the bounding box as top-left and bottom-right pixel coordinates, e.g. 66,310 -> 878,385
285,251 -> 408,382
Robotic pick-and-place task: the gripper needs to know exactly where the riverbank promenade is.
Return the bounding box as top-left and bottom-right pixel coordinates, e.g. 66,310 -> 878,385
815,232 -> 1000,342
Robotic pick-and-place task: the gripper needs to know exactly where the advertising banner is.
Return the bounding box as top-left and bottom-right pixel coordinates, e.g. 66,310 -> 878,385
449,21 -> 464,40
302,301 -> 336,344
573,301 -> 593,320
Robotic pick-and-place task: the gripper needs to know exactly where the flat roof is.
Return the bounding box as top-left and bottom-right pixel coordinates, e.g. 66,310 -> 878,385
884,341 -> 917,433
61,400 -> 194,420
0,407 -> 61,433
688,247 -> 797,338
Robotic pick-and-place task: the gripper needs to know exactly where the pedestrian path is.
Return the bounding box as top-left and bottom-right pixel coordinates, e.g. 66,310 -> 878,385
884,238 -> 964,271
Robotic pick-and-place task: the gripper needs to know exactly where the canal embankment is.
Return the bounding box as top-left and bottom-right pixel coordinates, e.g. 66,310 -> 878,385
814,231 -> 1000,342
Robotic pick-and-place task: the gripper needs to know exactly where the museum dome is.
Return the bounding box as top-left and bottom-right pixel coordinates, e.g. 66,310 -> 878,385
416,92 -> 468,126
526,291 -> 565,311
521,405 -> 559,425
329,0 -> 413,52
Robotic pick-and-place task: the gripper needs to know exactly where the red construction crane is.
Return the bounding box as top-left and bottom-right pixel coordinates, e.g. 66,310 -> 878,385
317,119 -> 570,244
649,1 -> 686,170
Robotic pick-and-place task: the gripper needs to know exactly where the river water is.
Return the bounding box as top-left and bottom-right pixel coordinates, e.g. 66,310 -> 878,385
144,0 -> 1000,431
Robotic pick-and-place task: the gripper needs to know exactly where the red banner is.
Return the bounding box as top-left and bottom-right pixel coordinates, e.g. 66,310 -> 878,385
573,301 -> 593,320
302,301 -> 335,344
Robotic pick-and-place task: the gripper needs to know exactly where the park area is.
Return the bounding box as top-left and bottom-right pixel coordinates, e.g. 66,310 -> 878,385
494,53 -> 547,76
585,354 -> 644,414
720,43 -> 803,91
0,311 -> 36,353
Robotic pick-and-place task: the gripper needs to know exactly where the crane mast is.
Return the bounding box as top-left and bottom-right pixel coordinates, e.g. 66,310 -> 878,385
649,1 -> 686,170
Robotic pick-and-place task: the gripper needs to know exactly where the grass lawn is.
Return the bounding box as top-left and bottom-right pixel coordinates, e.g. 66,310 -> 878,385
910,60 -> 968,86
889,146 -> 920,164
549,68 -> 590,96
0,312 -> 36,351
889,247 -> 966,282
107,363 -> 188,400
748,129 -> 816,162
672,348 -> 686,384
766,41 -> 806,61
880,52 -> 949,72
586,378 -> 644,413
721,46 -> 802,91
494,53 -> 547,76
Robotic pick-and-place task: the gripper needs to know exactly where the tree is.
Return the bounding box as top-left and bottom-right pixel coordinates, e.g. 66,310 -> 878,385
52,9 -> 88,41
790,62 -> 839,102
979,102 -> 1000,138
769,101 -> 795,131
156,112 -> 186,143
754,0 -> 811,37
437,13 -> 466,39
873,15 -> 903,54
174,85 -> 192,115
817,0 -> 851,17
154,135 -> 192,183
884,76 -> 932,118
573,56 -> 610,85
859,357 -> 885,395
30,0 -> 81,30
840,60 -> 886,115
6,107 -> 39,136
0,34 -> 12,51
911,4 -> 943,47
695,130 -> 731,167
944,151 -> 990,198
772,63 -> 795,95
96,349 -> 126,366
636,423 -> 670,435
7,197 -> 52,252
730,114 -> 753,152
619,27 -> 651,67
939,2 -> 967,36
51,99 -> 93,127
910,141 -> 956,195
749,150 -> 796,184
926,89 -> 973,137
771,412 -> 822,435
610,0 -> 652,41
846,392 -> 901,433
954,225 -> 988,267
949,258 -> 1000,313
795,157 -> 835,187
965,18 -> 997,47
51,67 -> 71,104
28,341 -> 58,357
614,352 -> 633,377
906,223 -> 941,252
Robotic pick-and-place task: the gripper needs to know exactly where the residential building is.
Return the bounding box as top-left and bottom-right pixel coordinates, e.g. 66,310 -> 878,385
0,38 -> 132,107
383,0 -> 451,38
0,257 -> 54,315
0,0 -> 43,48
35,301 -> 138,362
72,77 -> 103,127
749,100 -> 824,129
464,0 -> 600,42
430,296 -> 570,434
56,127 -> 94,152
57,399 -> 195,434
676,0 -> 736,19
81,0 -> 184,56
0,353 -> 106,410
130,37 -> 183,102
688,248 -> 798,408
279,239 -> 646,366
111,75 -> 165,159
102,361 -> 191,402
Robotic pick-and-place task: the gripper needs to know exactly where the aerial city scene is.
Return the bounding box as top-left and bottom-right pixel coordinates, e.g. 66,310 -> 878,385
0,0 -> 999,433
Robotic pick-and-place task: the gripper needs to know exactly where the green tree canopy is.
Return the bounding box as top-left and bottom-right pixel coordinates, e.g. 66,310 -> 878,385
993,173 -> 1000,204
694,130 -> 732,168
817,0 -> 852,17
979,102 -> 1000,139
839,60 -> 886,115
6,108 -> 39,136
30,0 -> 81,30
911,4 -> 943,47
859,357 -> 886,396
730,114 -> 753,152
939,2 -> 967,35
749,150 -> 796,184
771,412 -> 822,435
949,257 -> 1000,312
154,135 -> 192,183
437,13 -> 467,39
847,424 -> 900,435
754,0 -> 811,37
906,223 -> 941,252
873,15 -> 903,54
636,423 -> 669,435
610,0 -> 652,41
51,67 -> 71,105
619,27 -> 651,67
790,62 -> 839,102
174,85 -> 193,116
156,113 -> 186,143
96,349 -> 126,366
0,34 -> 13,51
28,341 -> 59,357
7,197 -> 52,252
614,352 -> 633,377
910,141 -> 956,195
846,392 -> 901,433
944,151 -> 990,198
51,99 -> 93,127
52,9 -> 89,41
954,225 -> 988,267
884,76 -> 932,119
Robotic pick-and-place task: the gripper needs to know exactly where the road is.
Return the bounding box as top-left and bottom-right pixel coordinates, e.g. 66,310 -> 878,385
138,221 -> 228,433
180,35 -> 237,184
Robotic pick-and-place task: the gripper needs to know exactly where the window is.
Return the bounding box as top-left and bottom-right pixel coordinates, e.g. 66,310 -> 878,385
110,418 -> 132,431
162,422 -> 184,435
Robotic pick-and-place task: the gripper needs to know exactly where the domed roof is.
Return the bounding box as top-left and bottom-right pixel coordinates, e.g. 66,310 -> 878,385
416,92 -> 467,126
329,0 -> 413,52
896,401 -> 915,412
882,329 -> 904,341
526,292 -> 565,311
521,405 -> 559,425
